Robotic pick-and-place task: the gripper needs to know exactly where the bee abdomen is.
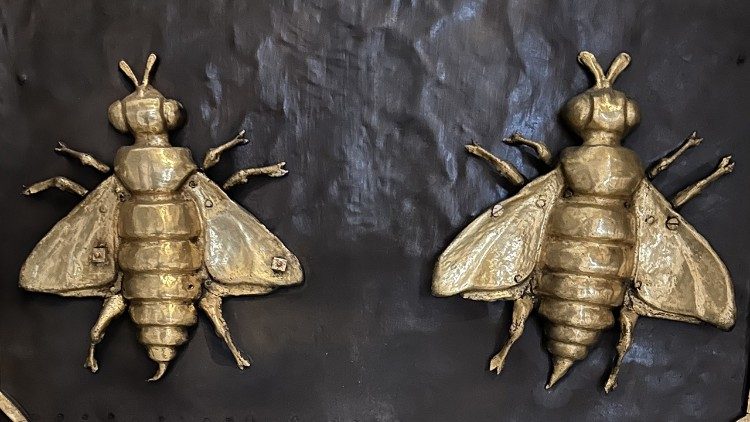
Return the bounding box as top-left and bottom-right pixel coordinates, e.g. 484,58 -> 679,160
129,299 -> 198,365
538,296 -> 613,360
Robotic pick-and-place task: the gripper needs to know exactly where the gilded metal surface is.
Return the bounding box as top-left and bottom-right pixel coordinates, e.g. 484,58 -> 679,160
432,51 -> 736,392
0,391 -> 27,422
19,53 -> 303,381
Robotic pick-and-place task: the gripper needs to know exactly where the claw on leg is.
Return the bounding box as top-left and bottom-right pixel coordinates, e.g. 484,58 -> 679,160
604,307 -> 638,393
23,177 -> 88,197
199,289 -> 251,369
222,162 -> 288,190
55,141 -> 111,173
84,294 -> 127,373
503,132 -> 553,166
671,155 -> 734,208
465,143 -> 525,186
203,129 -> 249,169
648,131 -> 703,179
489,296 -> 534,374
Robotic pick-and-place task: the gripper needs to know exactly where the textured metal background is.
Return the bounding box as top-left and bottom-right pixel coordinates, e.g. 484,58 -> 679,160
0,1 -> 749,420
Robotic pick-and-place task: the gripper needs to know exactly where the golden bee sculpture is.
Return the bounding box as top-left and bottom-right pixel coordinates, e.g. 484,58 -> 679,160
20,53 -> 303,381
433,51 -> 736,392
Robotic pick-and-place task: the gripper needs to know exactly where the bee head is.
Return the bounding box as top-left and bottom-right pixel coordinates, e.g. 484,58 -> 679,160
108,53 -> 184,146
562,51 -> 641,146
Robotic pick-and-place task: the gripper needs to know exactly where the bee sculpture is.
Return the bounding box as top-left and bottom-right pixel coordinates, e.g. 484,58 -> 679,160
20,53 -> 303,381
433,51 -> 736,392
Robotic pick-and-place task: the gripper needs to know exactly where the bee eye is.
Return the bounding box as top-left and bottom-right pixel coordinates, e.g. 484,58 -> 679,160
162,99 -> 184,130
107,100 -> 128,133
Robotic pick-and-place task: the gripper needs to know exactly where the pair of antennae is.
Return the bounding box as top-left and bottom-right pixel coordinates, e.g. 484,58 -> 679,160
119,53 -> 157,87
578,51 -> 631,88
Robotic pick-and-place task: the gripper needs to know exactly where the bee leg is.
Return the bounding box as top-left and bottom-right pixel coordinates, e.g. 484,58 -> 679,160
84,294 -> 127,373
222,162 -> 288,190
489,295 -> 534,374
604,307 -> 638,393
22,177 -> 88,197
647,132 -> 703,179
502,132 -> 554,166
671,155 -> 734,208
202,129 -> 249,169
198,289 -> 251,369
55,141 -> 111,173
465,143 -> 525,186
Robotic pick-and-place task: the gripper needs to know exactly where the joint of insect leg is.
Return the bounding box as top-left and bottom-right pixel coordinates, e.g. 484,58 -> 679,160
22,177 -> 88,197
222,162 -> 288,190
202,129 -> 249,169
670,155 -> 734,208
604,307 -> 638,393
55,141 -> 111,173
647,131 -> 703,179
465,143 -> 525,186
502,132 -> 554,166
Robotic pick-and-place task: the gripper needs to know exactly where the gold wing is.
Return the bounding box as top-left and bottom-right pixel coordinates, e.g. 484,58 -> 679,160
433,169 -> 564,300
186,172 -> 303,296
20,176 -> 122,297
632,180 -> 735,329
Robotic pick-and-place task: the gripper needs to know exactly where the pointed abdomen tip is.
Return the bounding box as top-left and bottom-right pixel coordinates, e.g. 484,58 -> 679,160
546,357 -> 575,389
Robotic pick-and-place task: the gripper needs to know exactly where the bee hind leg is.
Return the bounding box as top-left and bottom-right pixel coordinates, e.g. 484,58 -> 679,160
671,155 -> 734,208
604,307 -> 638,393
489,295 -> 534,374
22,177 -> 88,197
85,294 -> 127,373
198,289 -> 251,369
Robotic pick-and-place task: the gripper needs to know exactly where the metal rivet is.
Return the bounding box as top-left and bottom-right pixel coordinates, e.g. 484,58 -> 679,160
563,189 -> 573,198
634,280 -> 642,289
666,217 -> 680,230
99,205 -> 107,213
189,180 -> 197,188
491,204 -> 502,217
645,215 -> 655,225
271,257 -> 288,272
535,198 -> 546,208
204,199 -> 213,208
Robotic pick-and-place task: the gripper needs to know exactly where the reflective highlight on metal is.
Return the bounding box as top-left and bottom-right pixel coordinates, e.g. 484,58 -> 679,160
19,53 -> 303,381
432,51 -> 736,392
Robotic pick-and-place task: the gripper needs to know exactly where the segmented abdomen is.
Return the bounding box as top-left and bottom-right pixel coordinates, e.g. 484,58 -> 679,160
118,194 -> 202,367
537,196 -> 635,364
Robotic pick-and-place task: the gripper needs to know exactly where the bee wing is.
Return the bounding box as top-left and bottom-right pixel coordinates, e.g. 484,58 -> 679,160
186,173 -> 303,296
632,180 -> 735,329
433,169 -> 564,300
20,176 -> 122,297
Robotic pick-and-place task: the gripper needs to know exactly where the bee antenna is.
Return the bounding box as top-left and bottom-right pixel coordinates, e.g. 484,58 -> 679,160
142,53 -> 157,86
605,52 -> 631,85
118,60 -> 139,87
577,51 -> 607,88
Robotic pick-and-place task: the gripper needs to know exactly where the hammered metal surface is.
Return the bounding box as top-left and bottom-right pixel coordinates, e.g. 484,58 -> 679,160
0,0 -> 749,420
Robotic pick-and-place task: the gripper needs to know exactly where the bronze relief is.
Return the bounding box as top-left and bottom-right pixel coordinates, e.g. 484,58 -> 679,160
432,51 -> 736,392
20,53 -> 303,381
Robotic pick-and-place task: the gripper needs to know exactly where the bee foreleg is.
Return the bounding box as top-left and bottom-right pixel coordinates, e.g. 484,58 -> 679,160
55,141 -> 111,173
22,177 -> 88,197
84,294 -> 127,373
604,306 -> 638,393
671,155 -> 734,208
647,132 -> 702,179
465,143 -> 525,186
502,132 -> 554,166
198,289 -> 251,369
222,162 -> 288,190
202,129 -> 249,169
489,295 -> 534,374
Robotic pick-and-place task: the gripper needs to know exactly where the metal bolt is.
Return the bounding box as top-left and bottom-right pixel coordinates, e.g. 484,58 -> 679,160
666,217 -> 680,230
645,215 -> 655,225
271,257 -> 288,272
205,199 -> 213,208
